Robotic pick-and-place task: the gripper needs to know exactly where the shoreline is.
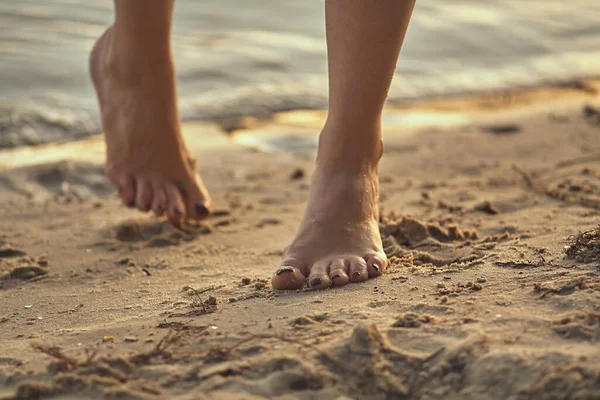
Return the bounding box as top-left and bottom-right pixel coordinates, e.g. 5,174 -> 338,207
1,79 -> 599,171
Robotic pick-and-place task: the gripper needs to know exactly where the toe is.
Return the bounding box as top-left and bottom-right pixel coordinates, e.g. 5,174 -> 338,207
348,257 -> 368,283
366,254 -> 387,278
164,183 -> 186,226
184,175 -> 212,220
307,260 -> 332,290
328,259 -> 350,287
151,184 -> 167,217
116,175 -> 136,207
272,259 -> 307,290
135,180 -> 153,212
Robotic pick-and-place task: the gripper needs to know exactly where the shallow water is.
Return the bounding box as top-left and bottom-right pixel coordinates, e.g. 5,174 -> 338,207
1,0 -> 599,147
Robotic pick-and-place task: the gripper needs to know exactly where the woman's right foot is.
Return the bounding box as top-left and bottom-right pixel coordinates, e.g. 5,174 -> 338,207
90,26 -> 212,224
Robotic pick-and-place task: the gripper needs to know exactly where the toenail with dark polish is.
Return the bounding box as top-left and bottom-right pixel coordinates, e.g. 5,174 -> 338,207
373,264 -> 380,272
352,271 -> 362,280
331,274 -> 341,280
310,277 -> 322,287
276,266 -> 294,275
195,203 -> 210,217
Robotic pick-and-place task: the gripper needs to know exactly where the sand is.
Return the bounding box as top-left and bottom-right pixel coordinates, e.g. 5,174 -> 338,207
1,88 -> 600,399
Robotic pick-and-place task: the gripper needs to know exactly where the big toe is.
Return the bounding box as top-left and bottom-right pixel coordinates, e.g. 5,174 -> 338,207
183,175 -> 212,220
272,262 -> 306,290
366,254 -> 387,278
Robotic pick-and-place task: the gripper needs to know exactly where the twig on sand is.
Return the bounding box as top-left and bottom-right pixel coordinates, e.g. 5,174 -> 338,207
182,286 -> 208,312
555,153 -> 600,169
512,164 -> 600,209
512,165 -> 540,190
195,285 -> 226,295
130,330 -> 180,365
33,331 -> 182,370
31,344 -> 80,368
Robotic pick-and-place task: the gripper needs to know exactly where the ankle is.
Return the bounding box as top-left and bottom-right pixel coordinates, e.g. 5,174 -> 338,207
103,26 -> 173,85
316,121 -> 383,173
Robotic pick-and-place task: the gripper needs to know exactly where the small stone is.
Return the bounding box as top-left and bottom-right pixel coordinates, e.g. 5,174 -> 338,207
124,336 -> 139,343
241,277 -> 251,285
476,277 -> 487,283
471,283 -> 483,291
254,282 -> 266,290
475,201 -> 500,215
116,257 -> 132,265
102,335 -> 115,342
290,168 -> 305,180
204,296 -> 217,306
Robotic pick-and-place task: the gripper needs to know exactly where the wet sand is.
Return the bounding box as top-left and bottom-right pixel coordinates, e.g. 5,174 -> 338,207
1,86 -> 600,399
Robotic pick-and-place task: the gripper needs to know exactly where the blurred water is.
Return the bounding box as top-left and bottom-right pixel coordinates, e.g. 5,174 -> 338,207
0,0 -> 599,146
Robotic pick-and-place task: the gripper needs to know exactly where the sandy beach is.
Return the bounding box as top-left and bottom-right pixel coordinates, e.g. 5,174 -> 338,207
1,82 -> 599,399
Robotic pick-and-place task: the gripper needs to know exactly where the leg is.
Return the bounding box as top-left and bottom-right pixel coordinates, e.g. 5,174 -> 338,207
272,0 -> 415,289
90,0 -> 211,224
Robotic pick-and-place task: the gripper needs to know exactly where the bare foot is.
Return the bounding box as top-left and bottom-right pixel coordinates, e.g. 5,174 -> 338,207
272,129 -> 387,290
90,27 -> 211,224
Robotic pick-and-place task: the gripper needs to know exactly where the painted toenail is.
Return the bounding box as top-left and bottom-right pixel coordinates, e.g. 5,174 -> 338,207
310,277 -> 322,287
352,271 -> 362,280
276,266 -> 295,275
195,203 -> 210,217
373,263 -> 380,272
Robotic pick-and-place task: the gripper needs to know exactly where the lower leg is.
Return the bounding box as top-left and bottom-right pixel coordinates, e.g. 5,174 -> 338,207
111,0 -> 174,80
91,0 -> 211,223
272,0 -> 415,290
321,0 -> 415,163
